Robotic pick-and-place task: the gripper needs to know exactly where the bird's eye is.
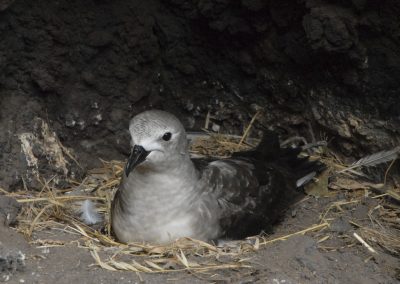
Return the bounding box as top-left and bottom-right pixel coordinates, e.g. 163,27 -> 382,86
162,132 -> 172,141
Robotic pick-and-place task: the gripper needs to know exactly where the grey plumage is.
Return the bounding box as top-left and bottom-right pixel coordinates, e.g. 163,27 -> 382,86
111,110 -> 323,244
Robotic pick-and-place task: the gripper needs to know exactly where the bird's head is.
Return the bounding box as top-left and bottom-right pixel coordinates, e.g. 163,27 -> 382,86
125,110 -> 188,175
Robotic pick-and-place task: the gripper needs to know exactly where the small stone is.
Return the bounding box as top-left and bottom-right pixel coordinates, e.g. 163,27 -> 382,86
185,117 -> 195,129
337,123 -> 351,138
77,119 -> 86,130
250,103 -> 262,112
91,102 -> 99,109
212,123 -> 220,132
348,117 -> 359,128
184,101 -> 194,111
65,114 -> 76,128
93,114 -> 102,125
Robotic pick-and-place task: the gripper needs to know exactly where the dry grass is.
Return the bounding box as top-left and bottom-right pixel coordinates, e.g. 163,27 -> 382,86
190,132 -> 255,158
2,119 -> 400,273
360,227 -> 400,255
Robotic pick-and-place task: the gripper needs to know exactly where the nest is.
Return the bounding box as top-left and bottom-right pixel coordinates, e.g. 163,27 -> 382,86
2,120 -> 400,275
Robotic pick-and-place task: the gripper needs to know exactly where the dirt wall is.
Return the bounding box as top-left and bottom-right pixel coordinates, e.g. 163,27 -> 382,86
1,0 -> 400,189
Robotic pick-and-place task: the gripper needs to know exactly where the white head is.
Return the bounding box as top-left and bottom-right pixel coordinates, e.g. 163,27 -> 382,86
125,110 -> 189,175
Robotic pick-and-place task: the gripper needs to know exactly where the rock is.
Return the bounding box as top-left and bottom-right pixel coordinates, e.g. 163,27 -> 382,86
212,123 -> 220,132
0,251 -> 25,280
337,122 -> 352,138
0,196 -> 21,226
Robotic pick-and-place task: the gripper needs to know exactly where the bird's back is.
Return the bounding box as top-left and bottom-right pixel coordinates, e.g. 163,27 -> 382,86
194,131 -> 324,239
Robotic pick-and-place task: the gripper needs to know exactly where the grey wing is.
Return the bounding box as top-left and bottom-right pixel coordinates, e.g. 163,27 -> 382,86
197,159 -> 265,238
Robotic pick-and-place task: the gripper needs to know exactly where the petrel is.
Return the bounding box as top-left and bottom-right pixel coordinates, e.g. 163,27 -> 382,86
111,110 -> 323,244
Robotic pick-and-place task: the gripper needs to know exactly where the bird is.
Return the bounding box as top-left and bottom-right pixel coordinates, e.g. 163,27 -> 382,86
111,110 -> 324,244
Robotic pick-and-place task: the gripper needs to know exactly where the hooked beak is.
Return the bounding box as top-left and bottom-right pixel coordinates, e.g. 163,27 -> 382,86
124,145 -> 150,176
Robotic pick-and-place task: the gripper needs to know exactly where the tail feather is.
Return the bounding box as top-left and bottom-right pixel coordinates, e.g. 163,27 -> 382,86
234,130 -> 326,185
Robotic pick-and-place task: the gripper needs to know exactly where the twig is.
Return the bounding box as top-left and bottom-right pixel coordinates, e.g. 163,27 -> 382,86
384,159 -> 396,185
259,223 -> 329,246
238,111 -> 261,148
353,232 -> 378,254
16,196 -> 105,203
28,204 -> 54,237
58,141 -> 83,170
204,111 -> 211,130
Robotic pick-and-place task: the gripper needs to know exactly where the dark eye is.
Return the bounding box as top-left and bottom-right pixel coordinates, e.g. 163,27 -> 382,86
162,132 -> 172,141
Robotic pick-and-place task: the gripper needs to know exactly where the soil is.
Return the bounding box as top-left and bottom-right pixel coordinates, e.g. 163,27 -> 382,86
1,0 -> 400,283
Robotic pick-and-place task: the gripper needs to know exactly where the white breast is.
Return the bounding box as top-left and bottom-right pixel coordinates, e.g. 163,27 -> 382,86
113,171 -> 211,243
144,214 -> 196,243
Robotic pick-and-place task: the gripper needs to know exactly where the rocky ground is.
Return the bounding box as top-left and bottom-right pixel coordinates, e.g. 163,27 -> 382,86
0,0 -> 400,283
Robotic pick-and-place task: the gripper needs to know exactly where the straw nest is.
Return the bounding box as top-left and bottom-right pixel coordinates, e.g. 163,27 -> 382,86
2,120 -> 399,275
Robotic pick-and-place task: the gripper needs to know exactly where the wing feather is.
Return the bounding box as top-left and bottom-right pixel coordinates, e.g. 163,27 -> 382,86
197,158 -> 280,238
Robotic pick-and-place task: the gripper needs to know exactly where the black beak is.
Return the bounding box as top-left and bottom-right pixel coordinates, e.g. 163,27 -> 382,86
124,145 -> 150,176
